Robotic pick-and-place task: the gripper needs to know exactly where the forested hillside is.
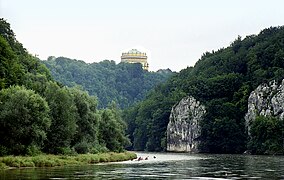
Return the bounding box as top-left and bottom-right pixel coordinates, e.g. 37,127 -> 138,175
0,18 -> 130,156
124,26 -> 284,154
42,57 -> 173,108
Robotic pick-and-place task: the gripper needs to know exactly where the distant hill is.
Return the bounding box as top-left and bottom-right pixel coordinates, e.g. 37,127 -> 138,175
123,26 -> 284,154
42,57 -> 174,108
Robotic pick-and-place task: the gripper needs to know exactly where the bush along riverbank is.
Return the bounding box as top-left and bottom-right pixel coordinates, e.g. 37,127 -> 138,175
0,152 -> 137,170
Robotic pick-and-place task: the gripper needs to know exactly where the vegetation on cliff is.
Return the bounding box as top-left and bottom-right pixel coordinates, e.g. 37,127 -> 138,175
124,26 -> 284,154
248,116 -> 283,155
0,18 -> 130,156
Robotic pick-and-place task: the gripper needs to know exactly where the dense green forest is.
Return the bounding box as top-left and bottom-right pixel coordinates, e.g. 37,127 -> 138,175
124,26 -> 284,154
42,57 -> 173,108
0,18 -> 130,156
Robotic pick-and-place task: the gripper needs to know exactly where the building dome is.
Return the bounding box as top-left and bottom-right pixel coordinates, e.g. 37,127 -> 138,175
128,49 -> 141,54
121,49 -> 149,70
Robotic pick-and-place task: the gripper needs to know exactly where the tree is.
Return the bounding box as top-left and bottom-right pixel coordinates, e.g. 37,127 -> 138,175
0,86 -> 50,155
69,87 -> 100,154
43,82 -> 77,154
98,103 -> 130,152
0,35 -> 23,89
248,116 -> 284,155
0,18 -> 26,55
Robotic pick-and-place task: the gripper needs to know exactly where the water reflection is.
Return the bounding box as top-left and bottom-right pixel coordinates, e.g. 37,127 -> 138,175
0,152 -> 283,179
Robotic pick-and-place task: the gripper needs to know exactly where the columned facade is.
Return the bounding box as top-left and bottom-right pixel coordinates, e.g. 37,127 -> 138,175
121,49 -> 149,70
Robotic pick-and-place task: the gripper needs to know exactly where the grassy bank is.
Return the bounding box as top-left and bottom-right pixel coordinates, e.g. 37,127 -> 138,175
0,152 -> 137,170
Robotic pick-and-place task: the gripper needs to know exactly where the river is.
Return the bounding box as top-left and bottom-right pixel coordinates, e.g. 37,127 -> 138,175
0,152 -> 283,179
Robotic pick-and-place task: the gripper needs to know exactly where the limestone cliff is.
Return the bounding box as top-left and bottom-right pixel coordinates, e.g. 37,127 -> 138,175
167,96 -> 206,152
245,79 -> 284,134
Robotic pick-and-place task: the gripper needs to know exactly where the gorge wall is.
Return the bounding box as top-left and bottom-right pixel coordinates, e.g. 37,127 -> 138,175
167,96 -> 206,152
245,79 -> 284,134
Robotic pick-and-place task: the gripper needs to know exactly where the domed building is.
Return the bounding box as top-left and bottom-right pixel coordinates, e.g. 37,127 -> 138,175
121,49 -> 149,70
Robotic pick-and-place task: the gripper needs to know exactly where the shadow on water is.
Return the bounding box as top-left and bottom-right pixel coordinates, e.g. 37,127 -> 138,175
0,152 -> 283,179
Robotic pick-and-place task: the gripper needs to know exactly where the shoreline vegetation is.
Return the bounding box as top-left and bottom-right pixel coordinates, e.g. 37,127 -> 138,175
0,152 -> 137,170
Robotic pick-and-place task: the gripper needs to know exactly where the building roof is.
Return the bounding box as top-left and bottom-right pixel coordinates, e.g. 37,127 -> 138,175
127,49 -> 142,54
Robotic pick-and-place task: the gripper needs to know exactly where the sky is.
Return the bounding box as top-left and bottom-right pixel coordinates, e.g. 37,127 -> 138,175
1,0 -> 284,72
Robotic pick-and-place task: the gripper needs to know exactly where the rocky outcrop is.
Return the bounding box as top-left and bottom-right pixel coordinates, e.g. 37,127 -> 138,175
167,96 -> 206,152
245,79 -> 284,134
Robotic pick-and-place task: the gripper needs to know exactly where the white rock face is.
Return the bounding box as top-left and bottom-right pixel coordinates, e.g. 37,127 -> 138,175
245,79 -> 284,135
167,96 -> 206,152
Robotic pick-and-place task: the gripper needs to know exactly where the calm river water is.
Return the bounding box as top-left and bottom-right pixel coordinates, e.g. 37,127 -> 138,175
0,152 -> 283,179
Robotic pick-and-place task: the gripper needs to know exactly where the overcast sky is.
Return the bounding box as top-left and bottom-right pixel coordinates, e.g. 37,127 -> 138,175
1,0 -> 284,71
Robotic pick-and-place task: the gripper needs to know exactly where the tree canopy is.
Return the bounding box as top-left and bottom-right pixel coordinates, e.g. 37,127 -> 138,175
0,86 -> 50,155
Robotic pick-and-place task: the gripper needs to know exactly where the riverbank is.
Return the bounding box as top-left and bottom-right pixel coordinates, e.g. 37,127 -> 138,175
0,152 -> 137,170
